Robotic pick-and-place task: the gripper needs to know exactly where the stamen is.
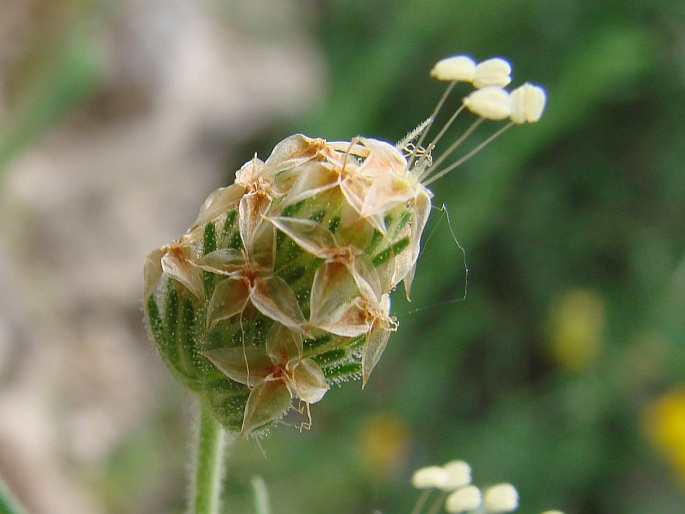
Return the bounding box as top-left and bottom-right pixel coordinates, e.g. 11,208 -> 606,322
420,118 -> 484,182
509,82 -> 547,124
410,489 -> 432,514
407,81 -> 456,173
426,491 -> 449,514
463,87 -> 511,120
482,483 -> 519,513
430,55 -> 477,83
423,122 -> 513,186
445,485 -> 482,513
473,57 -> 512,88
425,104 -> 467,155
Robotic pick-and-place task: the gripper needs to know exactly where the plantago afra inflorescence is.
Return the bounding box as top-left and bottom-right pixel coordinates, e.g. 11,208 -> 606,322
143,54 -> 546,437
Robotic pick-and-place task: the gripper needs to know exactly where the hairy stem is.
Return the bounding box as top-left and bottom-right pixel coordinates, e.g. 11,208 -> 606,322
250,475 -> 272,514
190,400 -> 228,514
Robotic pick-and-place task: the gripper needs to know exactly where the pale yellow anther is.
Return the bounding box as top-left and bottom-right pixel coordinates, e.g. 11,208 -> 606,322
430,55 -> 477,82
483,483 -> 519,513
441,460 -> 472,490
473,57 -> 512,88
445,485 -> 482,513
463,87 -> 512,120
509,83 -> 547,124
411,465 -> 450,489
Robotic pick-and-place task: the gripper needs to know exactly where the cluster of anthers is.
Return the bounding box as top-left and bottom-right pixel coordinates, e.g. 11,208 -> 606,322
410,460 -> 563,514
143,53 -> 546,436
404,54 -> 546,186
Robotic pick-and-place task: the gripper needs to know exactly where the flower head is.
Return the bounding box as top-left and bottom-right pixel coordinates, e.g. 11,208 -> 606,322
143,53 -> 547,437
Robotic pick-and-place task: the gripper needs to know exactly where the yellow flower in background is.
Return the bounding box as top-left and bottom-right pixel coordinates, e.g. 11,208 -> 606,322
643,387 -> 685,485
546,289 -> 605,371
357,412 -> 410,479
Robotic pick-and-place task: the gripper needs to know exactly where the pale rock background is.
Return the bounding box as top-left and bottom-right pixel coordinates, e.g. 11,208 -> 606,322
0,1 -> 322,512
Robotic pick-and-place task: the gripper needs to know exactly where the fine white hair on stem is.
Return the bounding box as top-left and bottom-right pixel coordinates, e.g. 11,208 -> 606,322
398,118 -> 433,150
406,81 -> 456,172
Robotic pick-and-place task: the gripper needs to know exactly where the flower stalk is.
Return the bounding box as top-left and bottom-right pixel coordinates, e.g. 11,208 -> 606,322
191,401 -> 227,514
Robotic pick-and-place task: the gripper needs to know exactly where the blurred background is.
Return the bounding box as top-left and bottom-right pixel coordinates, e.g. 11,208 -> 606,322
1,0 -> 684,513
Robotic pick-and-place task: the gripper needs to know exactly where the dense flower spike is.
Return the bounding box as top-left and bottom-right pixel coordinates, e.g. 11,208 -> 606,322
144,54 -> 546,436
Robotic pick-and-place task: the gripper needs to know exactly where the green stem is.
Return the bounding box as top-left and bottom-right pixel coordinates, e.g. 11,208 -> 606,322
191,400 -> 228,514
250,476 -> 272,514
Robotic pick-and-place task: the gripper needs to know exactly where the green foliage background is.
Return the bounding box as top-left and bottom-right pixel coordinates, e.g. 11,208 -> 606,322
254,2 -> 685,512
2,0 -> 685,513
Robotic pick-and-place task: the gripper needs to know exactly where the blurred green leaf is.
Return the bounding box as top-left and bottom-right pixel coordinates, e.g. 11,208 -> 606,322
0,27 -> 102,177
0,475 -> 26,514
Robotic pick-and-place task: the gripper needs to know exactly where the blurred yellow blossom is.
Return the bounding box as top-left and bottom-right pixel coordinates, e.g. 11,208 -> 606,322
546,289 -> 605,371
357,412 -> 410,479
643,386 -> 685,485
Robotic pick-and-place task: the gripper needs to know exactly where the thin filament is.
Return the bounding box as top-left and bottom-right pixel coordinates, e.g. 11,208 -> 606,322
420,118 -> 484,182
340,136 -> 361,175
426,491 -> 448,514
423,122 -> 513,186
407,81 -> 456,172
426,104 -> 467,154
409,489 -> 433,514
